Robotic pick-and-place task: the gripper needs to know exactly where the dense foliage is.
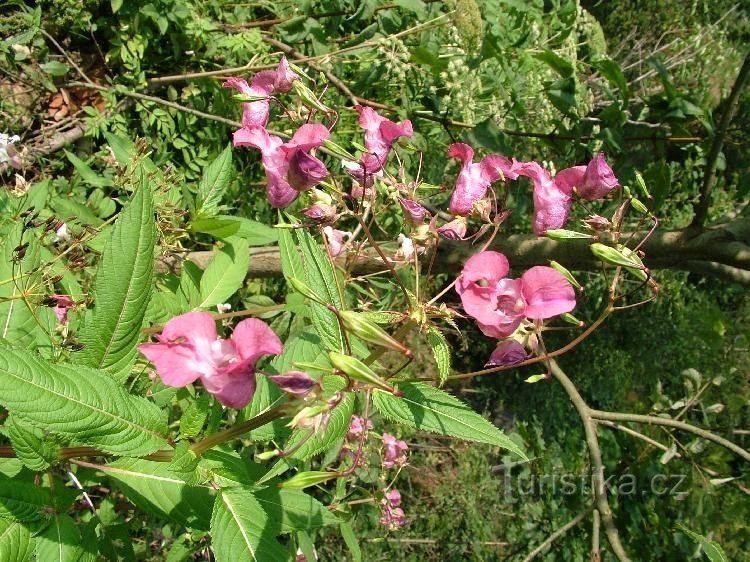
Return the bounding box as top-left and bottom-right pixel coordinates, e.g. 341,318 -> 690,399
1,1 -> 748,561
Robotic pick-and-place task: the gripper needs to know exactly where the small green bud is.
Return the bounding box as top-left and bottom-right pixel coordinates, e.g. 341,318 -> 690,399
590,243 -> 648,281
546,229 -> 594,241
279,470 -> 338,489
561,313 -> 584,326
292,81 -> 332,113
287,277 -> 322,303
328,352 -> 399,394
256,449 -> 281,461
525,374 -> 547,384
630,197 -> 649,215
232,93 -> 269,103
549,260 -> 582,290
338,310 -> 412,357
634,172 -> 651,198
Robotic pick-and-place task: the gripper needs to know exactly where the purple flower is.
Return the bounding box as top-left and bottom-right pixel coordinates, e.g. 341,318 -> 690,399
382,433 -> 408,468
139,312 -> 282,408
234,124 -> 330,207
380,488 -> 406,529
578,153 -> 620,200
485,340 -> 528,366
49,294 -> 74,325
267,371 -> 318,398
302,203 -> 337,223
447,143 -> 519,216
223,57 -> 298,130
399,198 -> 429,225
323,226 -> 350,258
347,415 -> 373,441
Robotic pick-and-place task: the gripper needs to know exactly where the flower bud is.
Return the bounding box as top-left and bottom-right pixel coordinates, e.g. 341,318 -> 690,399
322,139 -> 356,160
292,80 -> 332,113
634,171 -> 651,199
485,340 -> 527,367
437,216 -> 467,240
287,277 -> 322,302
279,470 -> 339,489
583,214 -> 611,231
329,351 -> 400,394
590,243 -> 648,281
545,229 -> 593,241
549,260 -> 582,290
338,310 -> 412,357
268,371 -> 319,398
302,203 -> 337,223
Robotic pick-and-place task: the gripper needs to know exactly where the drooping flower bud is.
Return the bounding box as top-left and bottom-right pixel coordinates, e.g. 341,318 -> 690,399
302,203 -> 337,223
268,370 -> 318,398
338,310 -> 412,357
485,340 -> 527,367
329,351 -> 400,394
399,198 -> 429,225
583,214 -> 611,231
437,216 -> 468,240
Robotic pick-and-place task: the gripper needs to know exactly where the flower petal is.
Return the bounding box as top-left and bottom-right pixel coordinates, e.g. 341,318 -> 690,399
139,342 -> 202,387
230,318 -> 283,366
204,371 -> 257,409
521,266 -> 576,319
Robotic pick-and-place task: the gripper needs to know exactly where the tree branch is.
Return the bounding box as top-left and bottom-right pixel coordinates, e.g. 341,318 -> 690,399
589,410 -> 750,463
521,506 -> 592,562
549,360 -> 631,562
692,51 -> 750,227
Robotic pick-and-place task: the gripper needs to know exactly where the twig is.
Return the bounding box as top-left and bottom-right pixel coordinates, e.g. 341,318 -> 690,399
521,507 -> 592,562
549,360 -> 631,562
692,51 -> 750,227
589,410 -> 750,463
591,509 -> 601,562
40,29 -> 96,88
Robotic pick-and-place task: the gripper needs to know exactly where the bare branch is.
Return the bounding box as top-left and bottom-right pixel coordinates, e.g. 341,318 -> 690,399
521,507 -> 592,562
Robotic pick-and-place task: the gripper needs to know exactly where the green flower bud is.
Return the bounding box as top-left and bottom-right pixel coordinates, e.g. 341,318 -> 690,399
634,172 -> 651,198
287,277 -> 322,303
549,260 -> 582,290
292,81 -> 332,113
322,139 -> 356,160
338,310 -> 411,357
546,229 -> 594,241
279,470 -> 338,489
329,352 -> 399,394
590,243 -> 648,281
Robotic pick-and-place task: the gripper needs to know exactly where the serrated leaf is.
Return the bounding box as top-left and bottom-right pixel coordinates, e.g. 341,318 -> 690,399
34,513 -> 84,562
0,344 -> 168,456
191,216 -> 278,245
211,489 -> 289,562
254,488 -> 338,533
278,229 -> 304,282
199,238 -> 249,308
339,520 -> 362,562
0,518 -> 32,562
177,261 -> 202,310
679,526 -> 728,562
0,479 -> 51,521
4,415 -> 57,472
373,383 -> 527,460
285,393 -> 354,461
167,442 -> 201,485
296,230 -> 344,352
76,175 -> 156,380
196,145 -> 233,217
180,393 -> 211,437
426,327 -> 451,386
64,151 -> 112,188
101,458 -> 213,529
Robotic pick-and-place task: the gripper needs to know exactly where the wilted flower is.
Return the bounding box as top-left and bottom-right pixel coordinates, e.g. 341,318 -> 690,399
583,214 -> 611,231
437,216 -> 468,240
48,294 -> 74,325
234,124 -> 330,207
382,433 -> 408,468
53,222 -> 71,242
396,233 -> 416,261
456,251 -> 576,338
139,312 -> 282,408
267,370 -> 318,398
216,303 -> 232,314
302,203 -> 337,223
223,57 -> 298,129
485,340 -> 527,366
323,226 -> 351,258
447,143 -> 518,216
399,197 -> 429,225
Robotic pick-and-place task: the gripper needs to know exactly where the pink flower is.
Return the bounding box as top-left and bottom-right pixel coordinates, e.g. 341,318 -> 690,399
223,57 -> 298,129
380,488 -> 406,528
139,312 -> 282,409
382,433 -> 408,468
48,294 -> 74,325
485,340 -> 527,366
347,415 -> 373,441
456,251 -> 576,338
302,203 -> 337,223
349,106 -> 413,179
399,198 -> 429,225
385,488 -> 401,507
323,226 -> 350,258
578,153 -> 620,200
447,143 -> 519,216
516,161 -> 577,235
234,124 -> 330,207
437,216 -> 468,240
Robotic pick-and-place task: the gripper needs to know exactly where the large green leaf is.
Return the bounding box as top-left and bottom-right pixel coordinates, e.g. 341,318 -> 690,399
199,237 -> 249,308
296,229 -> 345,352
34,513 -> 85,562
285,391 -> 354,461
278,229 -> 304,281
191,216 -> 278,246
76,174 -> 156,380
101,459 -> 213,529
210,489 -> 289,562
3,415 -> 58,472
195,145 -> 233,218
373,382 -> 527,460
0,518 -> 32,562
0,344 -> 168,456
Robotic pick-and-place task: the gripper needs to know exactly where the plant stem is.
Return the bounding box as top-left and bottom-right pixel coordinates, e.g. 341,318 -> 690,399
190,404 -> 289,456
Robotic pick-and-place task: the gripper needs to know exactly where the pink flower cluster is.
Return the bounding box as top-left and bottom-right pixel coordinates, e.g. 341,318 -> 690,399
382,432 -> 408,468
456,251 -> 576,340
139,312 -> 282,408
225,59 -> 330,208
379,488 -> 406,529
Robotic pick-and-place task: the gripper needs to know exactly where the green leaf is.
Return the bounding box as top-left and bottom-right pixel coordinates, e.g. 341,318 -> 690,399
76,174 -> 156,380
296,229 -> 345,352
339,520 -> 362,562
426,327 -> 451,386
592,58 -> 629,104
210,489 -> 289,562
64,151 -> 112,188
254,488 -> 338,533
679,526 -> 728,562
0,479 -> 52,521
101,458 -> 213,529
195,145 -> 233,218
4,415 -> 58,472
533,50 -> 574,77
0,518 -> 32,562
191,216 -> 278,245
40,61 -> 70,77
111,0 -> 123,13
177,261 -> 202,310
199,238 -> 249,308
278,229 -> 304,282
180,393 -> 211,438
34,513 -> 85,562
0,344 -> 168,456
373,382 -> 527,460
